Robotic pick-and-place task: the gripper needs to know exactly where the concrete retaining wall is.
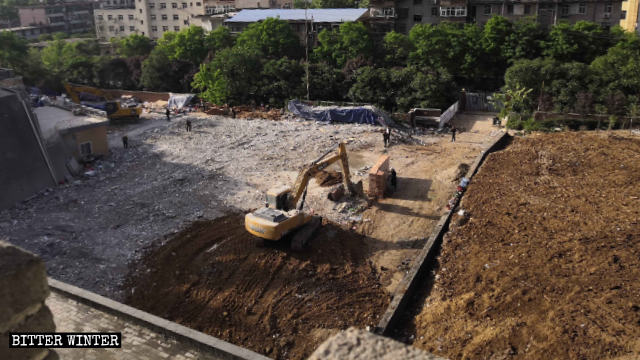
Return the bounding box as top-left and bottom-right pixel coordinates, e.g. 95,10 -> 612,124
0,88 -> 57,209
374,131 -> 509,335
0,240 -> 57,360
47,279 -> 271,360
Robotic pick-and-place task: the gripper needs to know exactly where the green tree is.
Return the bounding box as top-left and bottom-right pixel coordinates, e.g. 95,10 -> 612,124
204,26 -> 235,55
258,57 -> 305,106
589,36 -> 640,106
543,21 -> 610,63
115,34 -> 154,57
192,47 -> 262,105
314,21 -> 373,68
235,17 -> 302,59
308,61 -> 348,101
409,22 -> 484,87
156,25 -> 208,64
382,31 -> 412,67
0,31 -> 28,70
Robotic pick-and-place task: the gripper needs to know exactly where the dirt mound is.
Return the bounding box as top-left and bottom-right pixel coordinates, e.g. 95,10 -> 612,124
314,170 -> 343,187
124,213 -> 389,359
405,132 -> 640,359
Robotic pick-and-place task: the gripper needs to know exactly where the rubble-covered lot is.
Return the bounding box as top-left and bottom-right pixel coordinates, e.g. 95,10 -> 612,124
405,132 -> 640,359
0,114 -> 385,299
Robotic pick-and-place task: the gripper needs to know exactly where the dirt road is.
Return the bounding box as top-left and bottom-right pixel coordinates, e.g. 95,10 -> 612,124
403,131 -> 640,359
125,214 -> 388,359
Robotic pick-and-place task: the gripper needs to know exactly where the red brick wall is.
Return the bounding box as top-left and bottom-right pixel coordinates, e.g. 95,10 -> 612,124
369,155 -> 389,198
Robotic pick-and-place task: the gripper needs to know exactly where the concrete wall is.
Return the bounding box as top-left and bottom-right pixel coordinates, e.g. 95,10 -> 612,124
0,240 -> 57,360
0,88 -> 56,210
67,125 -> 110,158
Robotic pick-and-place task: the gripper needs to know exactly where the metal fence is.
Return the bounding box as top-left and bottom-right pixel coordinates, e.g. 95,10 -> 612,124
465,92 -> 499,112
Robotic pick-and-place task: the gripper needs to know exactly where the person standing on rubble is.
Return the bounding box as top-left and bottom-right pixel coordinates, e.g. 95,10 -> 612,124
186,119 -> 192,132
451,125 -> 457,142
122,135 -> 128,149
166,107 -> 171,122
383,127 -> 391,147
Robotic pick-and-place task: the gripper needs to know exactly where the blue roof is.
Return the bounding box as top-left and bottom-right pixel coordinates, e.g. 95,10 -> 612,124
225,8 -> 368,23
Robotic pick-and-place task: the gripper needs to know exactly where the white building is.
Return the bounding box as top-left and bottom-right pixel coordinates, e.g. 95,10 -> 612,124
94,0 -> 209,40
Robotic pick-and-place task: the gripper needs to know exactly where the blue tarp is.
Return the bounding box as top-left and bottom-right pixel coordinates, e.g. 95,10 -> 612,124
287,100 -> 385,125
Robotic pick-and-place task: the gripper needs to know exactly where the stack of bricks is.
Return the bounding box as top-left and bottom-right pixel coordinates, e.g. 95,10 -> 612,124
368,155 -> 390,199
0,240 -> 57,360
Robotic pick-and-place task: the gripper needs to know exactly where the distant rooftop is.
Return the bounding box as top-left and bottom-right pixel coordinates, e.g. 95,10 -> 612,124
225,8 -> 368,23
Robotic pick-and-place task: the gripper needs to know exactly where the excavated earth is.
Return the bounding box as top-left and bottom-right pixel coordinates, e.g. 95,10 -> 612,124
404,131 -> 640,359
125,213 -> 389,360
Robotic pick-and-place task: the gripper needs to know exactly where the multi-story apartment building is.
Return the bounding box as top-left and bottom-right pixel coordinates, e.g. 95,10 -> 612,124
94,0 -> 298,39
396,0 -> 624,34
17,1 -> 95,35
94,0 -> 207,39
620,0 -> 639,31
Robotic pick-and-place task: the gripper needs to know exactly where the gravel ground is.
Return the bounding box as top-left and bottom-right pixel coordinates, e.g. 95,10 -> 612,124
1,114 -> 396,300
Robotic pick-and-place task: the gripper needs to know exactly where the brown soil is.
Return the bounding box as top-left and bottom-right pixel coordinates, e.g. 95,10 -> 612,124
407,132 -> 640,359
314,170 -> 343,187
124,214 -> 389,359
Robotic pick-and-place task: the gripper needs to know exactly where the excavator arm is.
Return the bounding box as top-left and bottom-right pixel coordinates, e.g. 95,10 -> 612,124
286,142 -> 354,210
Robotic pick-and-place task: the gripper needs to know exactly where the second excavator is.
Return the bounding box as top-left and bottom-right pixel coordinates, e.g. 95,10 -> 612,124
245,142 -> 358,250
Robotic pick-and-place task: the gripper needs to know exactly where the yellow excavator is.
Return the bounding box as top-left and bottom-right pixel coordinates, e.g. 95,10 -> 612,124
245,142 -> 358,250
64,83 -> 142,121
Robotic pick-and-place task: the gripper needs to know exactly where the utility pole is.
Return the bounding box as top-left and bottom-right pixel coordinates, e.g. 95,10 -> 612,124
305,4 -> 310,101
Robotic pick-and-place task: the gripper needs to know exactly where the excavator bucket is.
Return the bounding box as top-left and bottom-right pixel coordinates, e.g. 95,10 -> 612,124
290,216 -> 322,251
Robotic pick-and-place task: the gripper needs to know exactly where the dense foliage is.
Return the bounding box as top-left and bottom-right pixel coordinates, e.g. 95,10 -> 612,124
1,16 -> 639,114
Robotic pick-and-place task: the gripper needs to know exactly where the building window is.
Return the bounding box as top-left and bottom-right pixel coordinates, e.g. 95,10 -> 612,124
162,14 -> 167,20
119,25 -> 125,31
162,25 -> 168,31
605,3 -> 612,13
182,2 -> 187,7
118,15 -> 123,20
109,25 -> 114,31
414,14 -> 422,22
140,20 -> 143,24
621,10 -> 627,19
108,14 -> 113,20
139,8 -> 142,13
174,26 -> 179,30
97,15 -> 103,20
151,14 -> 156,20
152,25 -> 157,31
413,0 -> 422,4
507,4 -> 513,14
149,2 -> 155,8
183,19 -> 188,25
398,7 -> 409,19
160,2 -> 166,8
79,142 -> 92,156
578,3 -> 586,14
524,4 -> 531,14
560,4 -> 569,16
196,2 -> 201,6
173,14 -> 179,20
172,2 -> 177,8
431,7 -> 438,16
128,14 -> 134,20
190,2 -> 192,5
441,6 -> 466,17
483,4 -> 491,15
129,26 -> 135,31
